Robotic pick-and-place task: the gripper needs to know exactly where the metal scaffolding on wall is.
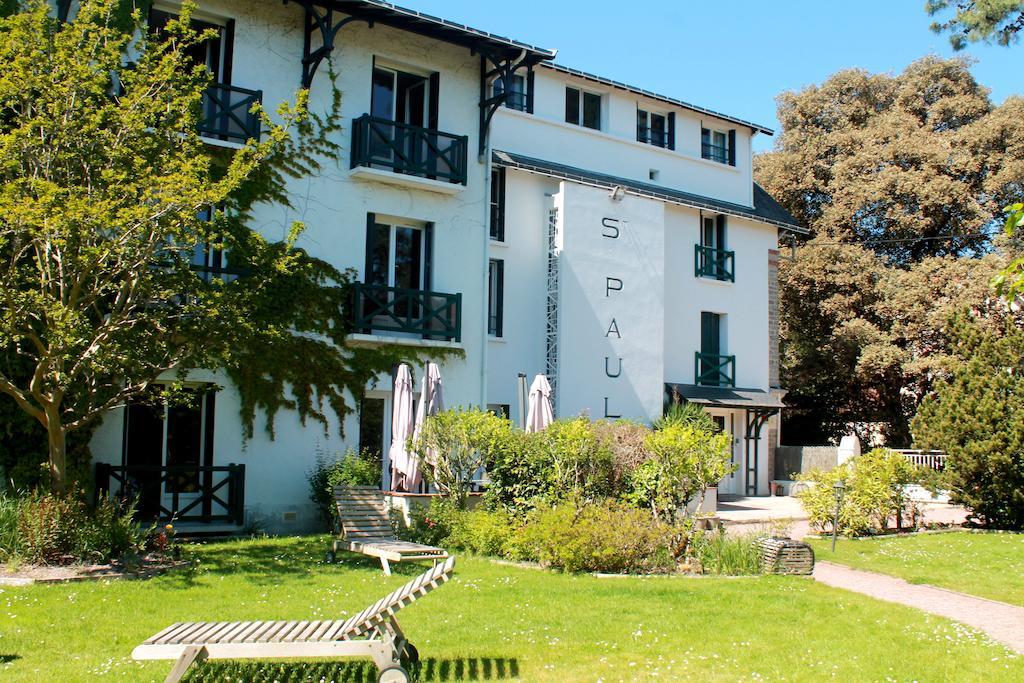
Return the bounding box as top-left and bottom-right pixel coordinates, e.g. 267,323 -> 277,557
545,207 -> 560,412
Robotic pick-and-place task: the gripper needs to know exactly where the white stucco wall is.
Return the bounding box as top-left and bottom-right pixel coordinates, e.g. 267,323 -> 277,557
491,66 -> 755,208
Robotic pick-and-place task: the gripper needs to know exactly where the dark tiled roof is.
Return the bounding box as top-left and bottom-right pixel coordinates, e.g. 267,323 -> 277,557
493,151 -> 806,233
543,63 -> 774,135
325,1 -> 556,62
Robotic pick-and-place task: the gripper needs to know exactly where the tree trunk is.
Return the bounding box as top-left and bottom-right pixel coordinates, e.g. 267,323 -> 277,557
44,408 -> 68,495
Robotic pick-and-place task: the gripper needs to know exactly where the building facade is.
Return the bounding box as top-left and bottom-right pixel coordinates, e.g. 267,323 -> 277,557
87,0 -> 804,532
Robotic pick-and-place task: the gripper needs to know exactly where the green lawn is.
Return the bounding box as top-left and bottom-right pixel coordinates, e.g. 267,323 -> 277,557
810,531 -> 1024,606
1,536 -> 1020,682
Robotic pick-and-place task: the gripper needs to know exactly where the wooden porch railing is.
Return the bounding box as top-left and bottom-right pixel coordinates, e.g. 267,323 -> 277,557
350,114 -> 469,185
95,463 -> 245,525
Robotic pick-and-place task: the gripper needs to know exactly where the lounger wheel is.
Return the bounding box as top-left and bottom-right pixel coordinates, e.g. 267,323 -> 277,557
324,551 -> 336,564
401,642 -> 420,666
377,665 -> 410,683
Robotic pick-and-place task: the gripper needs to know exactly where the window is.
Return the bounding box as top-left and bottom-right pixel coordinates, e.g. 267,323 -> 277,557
490,167 -> 506,241
637,109 -> 667,147
493,74 -> 527,112
190,206 -> 236,283
565,87 -> 601,130
358,397 -> 386,461
366,221 -> 426,291
696,214 -> 734,282
702,127 -> 736,165
487,404 -> 510,419
698,312 -> 734,387
123,389 -> 216,517
488,259 -> 504,337
149,9 -> 230,85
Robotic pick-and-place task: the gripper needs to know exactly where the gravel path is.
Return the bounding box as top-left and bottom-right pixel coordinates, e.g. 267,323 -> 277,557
813,561 -> 1024,654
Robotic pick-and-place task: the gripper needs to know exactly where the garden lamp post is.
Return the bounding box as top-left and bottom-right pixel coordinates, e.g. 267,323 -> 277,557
831,479 -> 846,552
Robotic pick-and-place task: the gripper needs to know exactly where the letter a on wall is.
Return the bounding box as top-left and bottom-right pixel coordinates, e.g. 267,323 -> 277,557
605,318 -> 621,338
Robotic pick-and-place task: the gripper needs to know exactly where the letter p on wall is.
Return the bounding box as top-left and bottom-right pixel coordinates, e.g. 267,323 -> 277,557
606,277 -> 622,297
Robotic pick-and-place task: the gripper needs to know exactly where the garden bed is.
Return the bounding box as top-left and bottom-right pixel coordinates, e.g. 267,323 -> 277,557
0,554 -> 188,585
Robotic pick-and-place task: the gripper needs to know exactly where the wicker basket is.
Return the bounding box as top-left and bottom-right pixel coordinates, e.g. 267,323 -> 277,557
756,537 -> 815,575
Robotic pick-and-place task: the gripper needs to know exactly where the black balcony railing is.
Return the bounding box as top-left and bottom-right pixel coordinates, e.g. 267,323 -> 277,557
351,114 -> 469,185
351,283 -> 462,342
198,83 -> 262,143
694,244 -> 735,282
95,463 -> 246,525
637,125 -> 668,148
701,142 -> 729,164
695,352 -> 736,387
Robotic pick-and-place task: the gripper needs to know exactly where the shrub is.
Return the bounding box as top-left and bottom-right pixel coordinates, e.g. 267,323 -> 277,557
797,448 -> 922,535
592,419 -> 650,493
446,507 -> 516,556
395,497 -> 459,548
654,402 -> 718,432
688,529 -> 762,575
0,493 -> 20,561
536,417 -> 615,503
483,428 -> 547,513
307,448 -> 382,531
411,408 -> 511,509
13,492 -> 145,565
512,499 -> 678,573
912,318 -> 1024,529
627,424 -> 733,522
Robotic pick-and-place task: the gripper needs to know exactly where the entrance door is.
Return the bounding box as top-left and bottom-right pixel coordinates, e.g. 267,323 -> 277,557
123,391 -> 215,519
710,411 -> 741,495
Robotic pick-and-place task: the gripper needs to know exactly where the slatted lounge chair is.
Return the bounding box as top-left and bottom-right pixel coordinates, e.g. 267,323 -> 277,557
132,556 -> 456,683
329,485 -> 449,575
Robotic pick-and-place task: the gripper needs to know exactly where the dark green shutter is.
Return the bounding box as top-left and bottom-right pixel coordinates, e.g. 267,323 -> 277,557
716,214 -> 726,250
222,19 -> 235,85
701,312 -> 720,356
423,222 -> 434,291
727,129 -> 736,166
526,67 -> 535,113
667,112 -> 676,150
364,212 -> 376,284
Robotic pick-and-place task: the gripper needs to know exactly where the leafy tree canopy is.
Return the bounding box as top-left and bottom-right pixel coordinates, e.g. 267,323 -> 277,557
0,0 -> 444,492
927,0 -> 1024,50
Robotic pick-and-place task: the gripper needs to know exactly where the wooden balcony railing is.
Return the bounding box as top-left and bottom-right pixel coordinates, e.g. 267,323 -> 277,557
198,83 -> 262,143
351,114 -> 469,185
95,463 -> 245,525
695,352 -> 736,387
351,283 -> 462,342
695,244 -> 735,282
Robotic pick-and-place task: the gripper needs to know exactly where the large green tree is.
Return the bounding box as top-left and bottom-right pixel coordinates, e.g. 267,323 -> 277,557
927,0 -> 1024,49
0,1 -> 432,493
759,58 -> 1024,444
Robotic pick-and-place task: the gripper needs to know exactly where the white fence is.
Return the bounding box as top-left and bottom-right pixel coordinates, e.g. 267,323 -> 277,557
894,449 -> 946,471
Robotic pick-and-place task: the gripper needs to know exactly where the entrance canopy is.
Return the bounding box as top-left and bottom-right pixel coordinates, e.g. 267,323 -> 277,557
664,383 -> 787,411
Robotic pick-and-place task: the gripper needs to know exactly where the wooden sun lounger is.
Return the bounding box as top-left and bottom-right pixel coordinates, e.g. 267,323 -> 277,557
330,485 -> 449,575
132,556 -> 456,683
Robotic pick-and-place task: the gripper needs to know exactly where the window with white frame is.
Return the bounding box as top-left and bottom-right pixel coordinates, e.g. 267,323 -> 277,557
565,86 -> 601,130
701,127 -> 735,165
637,109 -> 668,147
492,74 -> 527,112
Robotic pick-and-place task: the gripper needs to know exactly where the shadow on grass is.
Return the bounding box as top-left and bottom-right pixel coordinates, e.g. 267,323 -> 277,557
161,537 -> 431,587
185,657 -> 520,682
0,654 -> 20,664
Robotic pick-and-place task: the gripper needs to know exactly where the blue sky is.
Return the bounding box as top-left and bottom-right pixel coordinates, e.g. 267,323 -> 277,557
400,0 -> 1021,153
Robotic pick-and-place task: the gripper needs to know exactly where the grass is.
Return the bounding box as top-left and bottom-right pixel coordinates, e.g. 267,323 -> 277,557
0,535 -> 1020,682
809,531 -> 1024,606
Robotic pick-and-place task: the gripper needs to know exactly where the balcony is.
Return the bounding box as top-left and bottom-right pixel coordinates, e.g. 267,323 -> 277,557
351,114 -> 469,187
350,283 -> 462,343
694,244 -> 735,282
198,83 -> 262,144
695,352 -> 736,387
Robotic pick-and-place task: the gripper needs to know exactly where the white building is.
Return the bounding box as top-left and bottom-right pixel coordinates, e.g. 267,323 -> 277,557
88,0 -> 805,532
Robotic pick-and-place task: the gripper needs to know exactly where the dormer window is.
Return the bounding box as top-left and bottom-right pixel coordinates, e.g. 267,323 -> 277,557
702,127 -> 736,166
565,87 -> 601,130
637,109 -> 674,149
493,74 -> 527,112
